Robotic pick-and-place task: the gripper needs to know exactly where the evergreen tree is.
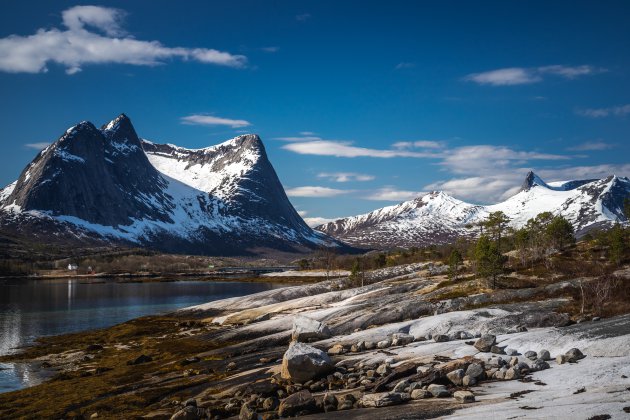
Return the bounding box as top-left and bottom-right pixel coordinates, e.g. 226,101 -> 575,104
609,223 -> 626,266
474,235 -> 506,289
448,249 -> 463,280
485,211 -> 511,249
624,196 -> 630,220
545,216 -> 575,250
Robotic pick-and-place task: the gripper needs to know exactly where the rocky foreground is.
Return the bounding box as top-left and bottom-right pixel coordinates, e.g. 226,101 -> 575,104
2,263 -> 630,419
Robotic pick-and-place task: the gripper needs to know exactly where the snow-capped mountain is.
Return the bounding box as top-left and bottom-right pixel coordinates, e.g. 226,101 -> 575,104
0,114 -> 336,255
317,171 -> 630,249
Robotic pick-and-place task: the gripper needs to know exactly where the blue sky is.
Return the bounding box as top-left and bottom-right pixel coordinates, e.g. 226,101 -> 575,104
1,1 -> 629,225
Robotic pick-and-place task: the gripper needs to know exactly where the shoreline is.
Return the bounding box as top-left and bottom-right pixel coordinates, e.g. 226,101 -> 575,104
1,262 -> 629,419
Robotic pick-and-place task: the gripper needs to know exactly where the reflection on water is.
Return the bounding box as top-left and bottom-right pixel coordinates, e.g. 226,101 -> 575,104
0,277 -> 283,393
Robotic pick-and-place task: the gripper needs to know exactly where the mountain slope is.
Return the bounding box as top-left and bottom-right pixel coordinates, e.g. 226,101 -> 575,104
317,171 -> 630,249
0,114 -> 336,255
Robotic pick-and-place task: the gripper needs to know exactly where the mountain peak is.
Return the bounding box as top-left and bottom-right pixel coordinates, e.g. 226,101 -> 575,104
102,113 -> 132,132
520,171 -> 549,191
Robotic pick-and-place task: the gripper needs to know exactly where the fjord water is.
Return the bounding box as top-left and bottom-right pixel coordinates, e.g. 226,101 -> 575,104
0,277 -> 284,393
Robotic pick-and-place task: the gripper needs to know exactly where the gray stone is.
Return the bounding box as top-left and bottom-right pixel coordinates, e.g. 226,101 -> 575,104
391,333 -> 415,346
565,348 -> 585,362
453,390 -> 475,403
376,364 -> 391,376
504,367 -> 520,380
410,389 -> 431,399
433,334 -> 450,343
322,393 -> 337,412
539,349 -> 551,361
281,342 -> 334,383
466,363 -> 485,379
462,375 -> 476,387
556,354 -> 568,364
278,390 -> 316,417
360,392 -> 407,407
393,380 -> 409,392
524,351 -> 537,360
532,359 -> 550,371
447,368 -> 465,385
262,397 -> 277,410
505,348 -> 519,356
292,315 -> 331,342
364,341 -> 376,350
474,334 -> 496,352
427,384 -> 450,398
491,345 -> 506,354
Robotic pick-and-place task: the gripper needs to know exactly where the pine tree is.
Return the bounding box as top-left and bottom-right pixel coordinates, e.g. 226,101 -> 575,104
474,235 -> 506,289
448,249 -> 463,280
609,223 -> 626,266
545,216 -> 575,250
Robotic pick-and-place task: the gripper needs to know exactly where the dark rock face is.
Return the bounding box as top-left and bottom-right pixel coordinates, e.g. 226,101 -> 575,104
6,115 -> 172,226
0,114 -> 344,255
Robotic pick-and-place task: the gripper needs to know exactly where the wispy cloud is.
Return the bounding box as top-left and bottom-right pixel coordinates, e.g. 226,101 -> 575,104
296,13 -> 311,21
395,62 -> 415,70
285,186 -> 351,197
260,46 -> 279,53
304,216 -> 338,227
0,5 -> 247,74
392,140 -> 446,149
364,187 -> 426,201
317,172 -> 375,182
566,140 -> 614,151
280,136 -> 441,158
180,114 -> 251,128
24,142 -> 50,150
464,65 -> 603,86
576,104 -> 630,118
424,175 -> 522,203
441,145 -> 570,174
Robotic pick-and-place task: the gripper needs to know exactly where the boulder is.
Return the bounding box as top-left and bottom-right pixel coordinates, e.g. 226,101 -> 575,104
322,393 -> 338,412
532,359 -> 550,371
278,390 -> 317,417
239,403 -> 257,420
504,367 -> 520,380
447,369 -> 465,385
556,355 -> 568,364
393,380 -> 409,392
327,344 -> 346,355
364,341 -> 376,350
391,333 -> 415,346
427,384 -> 450,398
338,394 -> 356,410
524,351 -> 537,360
474,335 -> 496,352
539,349 -> 551,361
410,389 -> 432,399
128,354 -> 152,365
433,334 -> 450,343
465,363 -> 485,379
281,342 -> 334,383
292,315 -> 331,342
360,392 -> 408,407
505,348 -> 519,356
453,390 -> 475,403
262,397 -> 277,410
565,348 -> 585,362
462,375 -> 476,387
376,364 -> 391,376
491,345 -> 506,354
170,406 -> 205,420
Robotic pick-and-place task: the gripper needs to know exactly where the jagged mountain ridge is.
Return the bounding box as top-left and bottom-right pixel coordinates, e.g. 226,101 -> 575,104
317,171 -> 630,249
0,114 -> 335,255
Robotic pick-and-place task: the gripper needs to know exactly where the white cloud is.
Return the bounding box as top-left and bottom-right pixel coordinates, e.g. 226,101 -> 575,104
395,62 -> 415,70
0,5 -> 247,74
441,145 -> 570,174
464,65 -> 603,86
260,46 -> 279,53
24,142 -> 50,150
464,67 -> 541,86
281,137 -> 441,158
299,131 -> 316,136
285,186 -> 350,197
297,210 -> 308,217
424,175 -> 522,203
576,104 -> 630,118
317,172 -> 375,182
536,164 -> 630,181
566,140 -> 614,151
180,114 -> 251,128
364,187 -> 425,202
304,217 -> 337,227
392,140 -> 446,149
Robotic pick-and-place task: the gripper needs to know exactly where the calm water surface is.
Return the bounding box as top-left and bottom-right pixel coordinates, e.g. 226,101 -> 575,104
0,277 -> 284,393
